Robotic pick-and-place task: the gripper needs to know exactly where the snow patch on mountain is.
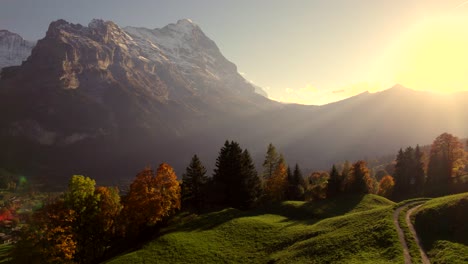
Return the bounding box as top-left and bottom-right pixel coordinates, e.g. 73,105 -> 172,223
0,30 -> 35,69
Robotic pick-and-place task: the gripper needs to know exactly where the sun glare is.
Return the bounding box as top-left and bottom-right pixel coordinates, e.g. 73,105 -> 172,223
385,16 -> 468,94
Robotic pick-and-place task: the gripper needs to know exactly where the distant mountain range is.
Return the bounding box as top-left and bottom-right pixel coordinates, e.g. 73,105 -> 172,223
0,19 -> 467,185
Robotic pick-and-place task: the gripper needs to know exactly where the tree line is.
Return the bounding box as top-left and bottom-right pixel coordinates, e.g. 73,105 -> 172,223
11,133 -> 468,263
13,163 -> 181,264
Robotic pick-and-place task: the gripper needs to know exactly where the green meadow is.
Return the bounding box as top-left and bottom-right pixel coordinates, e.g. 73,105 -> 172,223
108,194 -> 402,264
413,192 -> 468,264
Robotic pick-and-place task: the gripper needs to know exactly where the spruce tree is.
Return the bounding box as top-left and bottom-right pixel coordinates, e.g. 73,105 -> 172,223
327,164 -> 341,198
182,154 -> 209,212
287,163 -> 305,200
213,141 -> 243,207
239,149 -> 262,209
212,141 -> 262,209
413,145 -> 425,195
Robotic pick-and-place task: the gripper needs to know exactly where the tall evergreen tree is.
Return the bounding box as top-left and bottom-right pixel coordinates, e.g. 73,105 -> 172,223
239,149 -> 262,209
393,146 -> 426,199
212,141 -> 261,209
346,161 -> 375,194
287,163 -> 305,200
213,141 -> 243,207
262,143 -> 280,179
182,154 -> 209,212
413,145 -> 426,195
326,164 -> 341,198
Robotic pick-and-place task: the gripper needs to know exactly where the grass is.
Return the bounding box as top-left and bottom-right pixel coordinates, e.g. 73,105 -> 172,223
413,192 -> 468,264
0,244 -> 12,263
107,194 -> 402,263
395,198 -> 431,264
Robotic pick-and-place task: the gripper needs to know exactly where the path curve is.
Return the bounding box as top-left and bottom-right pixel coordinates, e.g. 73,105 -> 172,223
393,201 -> 430,264
393,203 -> 414,264
406,205 -> 431,264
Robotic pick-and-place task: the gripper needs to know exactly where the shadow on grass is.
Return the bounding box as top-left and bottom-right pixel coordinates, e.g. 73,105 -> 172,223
174,194 -> 368,232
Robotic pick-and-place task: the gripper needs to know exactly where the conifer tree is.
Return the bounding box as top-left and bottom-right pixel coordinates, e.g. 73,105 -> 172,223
346,161 -> 375,194
326,164 -> 341,198
212,141 -> 261,209
239,149 -> 262,209
413,145 -> 426,194
262,143 -> 280,179
212,141 -> 243,207
287,163 -> 305,200
182,154 -> 209,212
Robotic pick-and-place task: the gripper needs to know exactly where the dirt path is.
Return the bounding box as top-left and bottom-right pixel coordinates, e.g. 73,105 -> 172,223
393,204 -> 412,264
406,205 -> 431,264
393,201 -> 430,264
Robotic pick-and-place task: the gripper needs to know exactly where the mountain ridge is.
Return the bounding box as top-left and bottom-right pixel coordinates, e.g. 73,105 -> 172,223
0,18 -> 467,185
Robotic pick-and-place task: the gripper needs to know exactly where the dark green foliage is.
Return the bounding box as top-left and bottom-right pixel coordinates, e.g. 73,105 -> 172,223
427,133 -> 466,195
182,155 -> 209,212
239,150 -> 262,209
286,164 -> 305,201
414,193 -> 468,263
326,164 -> 341,198
212,141 -> 262,209
65,175 -> 101,264
286,163 -> 305,201
393,145 -> 426,199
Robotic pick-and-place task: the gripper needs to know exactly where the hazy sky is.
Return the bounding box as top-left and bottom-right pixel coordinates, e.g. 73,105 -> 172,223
2,0 -> 468,105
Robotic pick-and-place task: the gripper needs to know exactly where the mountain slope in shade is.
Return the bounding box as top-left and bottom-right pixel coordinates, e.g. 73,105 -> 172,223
0,30 -> 35,70
0,19 -> 467,186
0,19 -> 278,184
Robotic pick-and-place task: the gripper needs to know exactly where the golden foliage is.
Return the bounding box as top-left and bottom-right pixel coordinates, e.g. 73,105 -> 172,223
264,162 -> 288,201
377,175 -> 395,198
122,163 -> 181,234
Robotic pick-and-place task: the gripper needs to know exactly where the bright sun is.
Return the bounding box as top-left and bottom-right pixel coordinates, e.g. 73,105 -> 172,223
384,16 -> 468,93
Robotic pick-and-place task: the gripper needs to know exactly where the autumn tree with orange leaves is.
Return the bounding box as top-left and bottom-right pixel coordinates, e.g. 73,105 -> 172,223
377,175 -> 395,198
121,163 -> 181,237
264,157 -> 288,202
344,161 -> 376,194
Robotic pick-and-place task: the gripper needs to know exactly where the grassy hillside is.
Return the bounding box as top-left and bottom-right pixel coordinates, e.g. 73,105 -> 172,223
107,195 -> 402,264
413,192 -> 468,264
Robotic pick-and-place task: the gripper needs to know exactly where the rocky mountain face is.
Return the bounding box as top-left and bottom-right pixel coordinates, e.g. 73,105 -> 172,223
0,19 -> 467,186
0,19 -> 277,184
0,30 -> 35,70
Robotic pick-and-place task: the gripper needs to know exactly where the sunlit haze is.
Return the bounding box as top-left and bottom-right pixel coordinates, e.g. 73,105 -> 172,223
2,0 -> 468,105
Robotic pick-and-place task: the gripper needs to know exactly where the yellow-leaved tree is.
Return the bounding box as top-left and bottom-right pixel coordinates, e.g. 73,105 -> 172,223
264,159 -> 288,202
377,175 -> 395,198
121,163 -> 181,237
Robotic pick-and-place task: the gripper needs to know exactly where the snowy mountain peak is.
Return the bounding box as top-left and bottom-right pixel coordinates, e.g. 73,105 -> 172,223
161,18 -> 201,37
0,29 -> 35,69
